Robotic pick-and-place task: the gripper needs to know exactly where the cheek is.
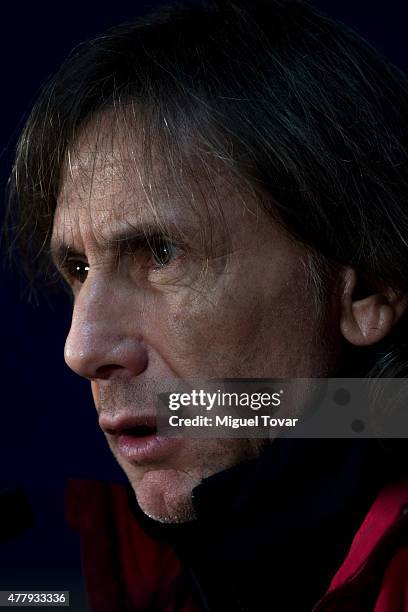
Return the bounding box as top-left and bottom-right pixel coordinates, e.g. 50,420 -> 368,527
146,267 -> 322,378
167,293 -> 264,376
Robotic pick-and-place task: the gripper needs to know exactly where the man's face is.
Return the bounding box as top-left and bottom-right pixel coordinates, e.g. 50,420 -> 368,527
52,116 -> 341,522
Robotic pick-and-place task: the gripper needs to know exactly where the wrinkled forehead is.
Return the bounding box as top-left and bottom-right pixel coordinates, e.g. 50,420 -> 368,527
53,110 -> 258,246
55,112 -> 185,235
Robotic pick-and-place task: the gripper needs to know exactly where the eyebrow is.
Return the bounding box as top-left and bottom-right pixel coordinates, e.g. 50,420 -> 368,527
49,223 -> 183,270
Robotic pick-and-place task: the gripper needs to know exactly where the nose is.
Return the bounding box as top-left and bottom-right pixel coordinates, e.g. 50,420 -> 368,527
64,282 -> 148,380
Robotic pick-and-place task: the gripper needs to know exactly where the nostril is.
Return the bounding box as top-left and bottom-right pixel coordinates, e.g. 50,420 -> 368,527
95,364 -> 125,379
65,332 -> 149,380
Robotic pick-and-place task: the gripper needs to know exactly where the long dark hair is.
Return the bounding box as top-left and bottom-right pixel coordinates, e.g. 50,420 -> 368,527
5,0 -> 408,376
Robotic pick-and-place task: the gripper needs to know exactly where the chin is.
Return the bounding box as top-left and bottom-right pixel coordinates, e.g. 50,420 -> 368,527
113,438 -> 267,523
130,467 -> 200,523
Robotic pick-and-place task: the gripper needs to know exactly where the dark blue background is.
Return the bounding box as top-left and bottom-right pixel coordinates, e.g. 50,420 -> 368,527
0,2 -> 407,609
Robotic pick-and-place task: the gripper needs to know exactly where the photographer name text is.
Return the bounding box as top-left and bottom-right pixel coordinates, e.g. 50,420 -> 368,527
168,415 -> 298,428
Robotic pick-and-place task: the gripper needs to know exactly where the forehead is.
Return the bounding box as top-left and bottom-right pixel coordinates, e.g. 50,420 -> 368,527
53,111 -> 258,247
55,115 -> 177,236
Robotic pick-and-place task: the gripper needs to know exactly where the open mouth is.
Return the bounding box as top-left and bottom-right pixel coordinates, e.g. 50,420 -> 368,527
121,424 -> 157,437
99,414 -> 158,438
99,414 -> 178,461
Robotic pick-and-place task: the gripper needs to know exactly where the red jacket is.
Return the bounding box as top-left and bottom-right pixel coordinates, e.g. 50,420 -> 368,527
65,477 -> 408,611
313,477 -> 408,611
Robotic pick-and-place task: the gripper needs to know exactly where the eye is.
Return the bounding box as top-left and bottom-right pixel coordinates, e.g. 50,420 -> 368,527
147,235 -> 180,268
64,259 -> 90,284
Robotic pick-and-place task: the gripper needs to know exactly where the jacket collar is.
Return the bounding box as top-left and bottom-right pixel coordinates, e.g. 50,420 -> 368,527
129,439 -> 399,611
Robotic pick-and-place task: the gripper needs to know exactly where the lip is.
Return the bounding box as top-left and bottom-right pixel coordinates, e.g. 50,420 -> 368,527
99,413 -> 181,463
99,414 -> 158,435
